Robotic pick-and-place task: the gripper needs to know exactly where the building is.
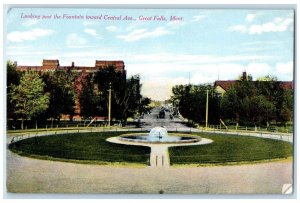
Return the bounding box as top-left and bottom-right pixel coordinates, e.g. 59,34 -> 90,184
17,59 -> 125,73
214,72 -> 293,97
16,59 -> 126,119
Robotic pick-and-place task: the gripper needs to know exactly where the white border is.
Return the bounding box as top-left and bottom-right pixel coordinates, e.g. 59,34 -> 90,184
1,0 -> 299,202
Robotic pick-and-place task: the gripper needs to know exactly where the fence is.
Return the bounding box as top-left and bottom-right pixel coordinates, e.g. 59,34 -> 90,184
6,119 -> 141,131
205,124 -> 293,134
8,124 -> 293,145
196,126 -> 293,143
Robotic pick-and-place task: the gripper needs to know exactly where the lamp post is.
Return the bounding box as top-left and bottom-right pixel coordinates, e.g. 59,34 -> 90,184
205,89 -> 209,129
108,82 -> 112,127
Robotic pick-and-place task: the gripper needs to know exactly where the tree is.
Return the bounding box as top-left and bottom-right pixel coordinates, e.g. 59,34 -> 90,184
42,70 -> 76,122
170,84 -> 220,126
247,95 -> 276,125
7,61 -> 20,87
138,97 -> 152,115
220,76 -> 293,126
7,61 -> 21,120
79,73 -> 101,118
9,72 -> 49,129
93,66 -> 150,123
220,88 -> 240,123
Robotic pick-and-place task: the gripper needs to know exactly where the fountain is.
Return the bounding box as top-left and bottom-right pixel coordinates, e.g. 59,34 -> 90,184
107,126 -> 213,167
118,126 -> 201,144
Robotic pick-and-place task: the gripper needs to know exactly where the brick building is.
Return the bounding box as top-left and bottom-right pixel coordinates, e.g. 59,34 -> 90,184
16,59 -> 126,119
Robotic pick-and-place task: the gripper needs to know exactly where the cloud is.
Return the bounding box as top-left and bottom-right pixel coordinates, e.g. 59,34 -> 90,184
249,18 -> 293,34
125,53 -> 272,65
229,17 -> 293,35
65,33 -> 88,48
246,14 -> 256,22
246,63 -> 272,77
106,25 -> 118,32
7,28 -> 55,42
191,15 -> 206,22
275,61 -> 293,76
116,27 -> 171,42
228,25 -> 247,33
241,41 -> 280,46
141,76 -> 188,101
22,19 -> 39,26
84,28 -> 97,36
240,41 -> 281,52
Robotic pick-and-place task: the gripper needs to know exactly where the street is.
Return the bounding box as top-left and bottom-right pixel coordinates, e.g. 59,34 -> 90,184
140,107 -> 190,131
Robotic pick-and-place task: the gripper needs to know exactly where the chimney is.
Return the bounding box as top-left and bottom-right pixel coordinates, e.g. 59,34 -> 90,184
242,71 -> 247,81
72,62 -> 75,67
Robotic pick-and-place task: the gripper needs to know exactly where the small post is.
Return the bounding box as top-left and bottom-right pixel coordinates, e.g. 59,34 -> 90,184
108,82 -> 112,127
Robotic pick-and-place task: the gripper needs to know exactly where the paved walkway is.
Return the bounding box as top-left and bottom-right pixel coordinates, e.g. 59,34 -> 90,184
106,137 -> 213,167
6,149 -> 292,194
150,145 -> 169,167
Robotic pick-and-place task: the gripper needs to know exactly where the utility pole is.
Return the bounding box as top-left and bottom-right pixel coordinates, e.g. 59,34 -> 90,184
108,82 -> 112,127
205,89 -> 209,129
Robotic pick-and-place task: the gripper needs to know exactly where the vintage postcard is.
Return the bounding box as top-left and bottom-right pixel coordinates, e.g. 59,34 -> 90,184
5,6 -> 294,195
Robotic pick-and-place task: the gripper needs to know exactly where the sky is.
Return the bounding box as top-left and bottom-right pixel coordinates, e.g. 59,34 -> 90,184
5,8 -> 294,101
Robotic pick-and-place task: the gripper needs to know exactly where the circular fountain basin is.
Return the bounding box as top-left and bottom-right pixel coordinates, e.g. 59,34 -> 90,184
119,133 -> 201,144
118,127 -> 201,144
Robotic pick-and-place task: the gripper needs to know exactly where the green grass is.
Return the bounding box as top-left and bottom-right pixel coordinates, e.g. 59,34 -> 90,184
8,131 -> 293,166
9,132 -> 150,165
169,133 -> 293,165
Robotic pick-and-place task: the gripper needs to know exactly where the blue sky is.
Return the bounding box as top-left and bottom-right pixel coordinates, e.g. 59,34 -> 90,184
6,8 -> 294,100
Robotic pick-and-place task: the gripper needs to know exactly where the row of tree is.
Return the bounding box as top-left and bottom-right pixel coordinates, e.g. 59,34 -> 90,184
79,65 -> 152,124
7,61 -> 151,129
170,75 -> 293,126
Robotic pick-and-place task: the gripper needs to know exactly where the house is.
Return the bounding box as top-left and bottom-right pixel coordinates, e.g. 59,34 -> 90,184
214,72 -> 293,97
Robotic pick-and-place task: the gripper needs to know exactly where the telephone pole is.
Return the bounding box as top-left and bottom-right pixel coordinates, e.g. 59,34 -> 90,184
108,82 -> 112,127
205,89 -> 209,129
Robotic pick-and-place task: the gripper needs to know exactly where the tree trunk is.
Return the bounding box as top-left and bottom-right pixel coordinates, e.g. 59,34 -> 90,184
21,118 -> 24,130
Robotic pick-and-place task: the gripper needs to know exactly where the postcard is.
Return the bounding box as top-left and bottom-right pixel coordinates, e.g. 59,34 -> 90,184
5,6 -> 294,195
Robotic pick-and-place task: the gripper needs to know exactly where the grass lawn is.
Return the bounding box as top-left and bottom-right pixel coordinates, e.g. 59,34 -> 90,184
169,133 -> 293,165
9,132 -> 151,165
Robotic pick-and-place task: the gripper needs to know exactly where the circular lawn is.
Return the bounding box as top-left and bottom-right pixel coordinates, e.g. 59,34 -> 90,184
169,133 -> 293,165
9,131 -> 293,165
9,132 -> 151,165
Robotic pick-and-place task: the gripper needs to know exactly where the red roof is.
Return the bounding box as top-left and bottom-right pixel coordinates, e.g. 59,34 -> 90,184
279,81 -> 293,90
214,80 -> 293,91
214,80 -> 236,91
